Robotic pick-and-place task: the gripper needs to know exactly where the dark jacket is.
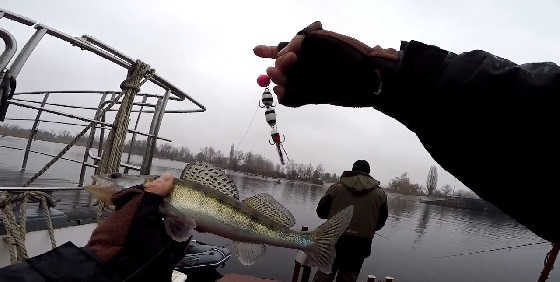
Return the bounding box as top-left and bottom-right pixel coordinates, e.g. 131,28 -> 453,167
317,171 -> 388,239
0,186 -> 188,282
376,41 -> 560,242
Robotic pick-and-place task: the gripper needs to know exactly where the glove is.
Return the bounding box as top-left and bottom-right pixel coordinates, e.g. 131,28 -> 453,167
86,186 -> 189,281
255,21 -> 400,108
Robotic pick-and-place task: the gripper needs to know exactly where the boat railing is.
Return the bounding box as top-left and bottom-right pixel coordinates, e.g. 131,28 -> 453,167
0,8 -> 208,266
0,9 -> 206,188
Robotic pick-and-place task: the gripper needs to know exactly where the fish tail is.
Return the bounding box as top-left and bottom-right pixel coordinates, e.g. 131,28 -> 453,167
305,205 -> 354,268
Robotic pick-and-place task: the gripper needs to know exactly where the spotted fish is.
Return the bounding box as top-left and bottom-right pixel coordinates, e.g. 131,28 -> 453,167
88,161 -> 353,268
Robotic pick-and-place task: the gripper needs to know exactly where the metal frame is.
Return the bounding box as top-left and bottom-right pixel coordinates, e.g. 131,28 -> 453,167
0,9 -> 206,191
0,27 -> 17,71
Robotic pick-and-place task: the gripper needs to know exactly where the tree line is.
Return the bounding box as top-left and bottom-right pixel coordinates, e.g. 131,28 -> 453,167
0,124 -> 338,184
386,167 -> 477,198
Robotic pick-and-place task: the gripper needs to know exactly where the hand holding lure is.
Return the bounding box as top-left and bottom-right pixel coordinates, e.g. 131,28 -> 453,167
257,74 -> 289,165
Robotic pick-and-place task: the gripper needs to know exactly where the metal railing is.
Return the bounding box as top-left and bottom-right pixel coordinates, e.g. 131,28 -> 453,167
0,9 -> 206,189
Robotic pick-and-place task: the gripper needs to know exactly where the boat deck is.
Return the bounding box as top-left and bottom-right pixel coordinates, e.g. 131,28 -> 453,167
0,168 -> 103,235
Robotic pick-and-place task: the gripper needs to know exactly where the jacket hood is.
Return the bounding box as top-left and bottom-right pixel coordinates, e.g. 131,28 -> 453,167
340,171 -> 380,193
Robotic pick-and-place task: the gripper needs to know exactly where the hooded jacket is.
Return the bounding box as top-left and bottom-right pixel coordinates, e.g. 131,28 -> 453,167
317,171 -> 388,239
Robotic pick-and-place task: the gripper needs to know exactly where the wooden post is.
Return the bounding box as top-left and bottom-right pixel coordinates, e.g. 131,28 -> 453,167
291,226 -> 310,282
300,226 -> 311,282
367,274 -> 376,282
291,261 -> 302,282
385,276 -> 395,282
300,267 -> 311,282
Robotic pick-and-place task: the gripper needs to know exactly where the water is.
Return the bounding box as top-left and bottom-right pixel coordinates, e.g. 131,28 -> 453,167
0,136 -> 557,282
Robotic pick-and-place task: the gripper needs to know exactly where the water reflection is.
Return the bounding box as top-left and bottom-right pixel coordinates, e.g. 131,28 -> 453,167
1,136 -> 555,282
414,203 -> 433,245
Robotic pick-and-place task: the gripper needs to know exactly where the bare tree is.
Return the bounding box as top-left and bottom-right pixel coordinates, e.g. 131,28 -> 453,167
439,184 -> 452,196
426,165 -> 438,196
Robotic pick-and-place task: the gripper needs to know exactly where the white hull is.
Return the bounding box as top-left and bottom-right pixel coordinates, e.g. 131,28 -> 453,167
0,223 -> 97,267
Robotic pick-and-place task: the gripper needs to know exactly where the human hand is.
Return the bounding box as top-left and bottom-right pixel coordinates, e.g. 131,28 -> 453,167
145,173 -> 175,197
253,21 -> 399,108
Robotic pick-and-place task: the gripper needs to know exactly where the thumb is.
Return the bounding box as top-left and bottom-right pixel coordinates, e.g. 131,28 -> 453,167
253,45 -> 278,59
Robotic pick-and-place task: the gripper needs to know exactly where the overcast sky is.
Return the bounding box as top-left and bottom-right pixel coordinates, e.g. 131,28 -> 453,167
2,0 -> 558,191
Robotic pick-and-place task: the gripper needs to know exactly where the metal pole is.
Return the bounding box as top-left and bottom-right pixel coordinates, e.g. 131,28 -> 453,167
79,93 -> 108,186
124,95 -> 147,174
6,27 -> 47,79
95,110 -> 108,174
140,89 -> 170,175
21,92 -> 49,172
0,28 -> 17,71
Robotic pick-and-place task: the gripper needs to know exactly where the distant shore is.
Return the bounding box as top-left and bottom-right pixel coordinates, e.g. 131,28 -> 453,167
227,170 -> 330,188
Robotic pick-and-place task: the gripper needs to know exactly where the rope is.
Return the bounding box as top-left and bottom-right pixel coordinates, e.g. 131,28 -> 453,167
98,60 -> 153,175
538,242 -> 560,282
434,241 -> 549,259
0,191 -> 56,264
96,60 -> 154,220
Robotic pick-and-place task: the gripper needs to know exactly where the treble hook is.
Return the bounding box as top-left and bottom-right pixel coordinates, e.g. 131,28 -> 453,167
268,134 -> 286,145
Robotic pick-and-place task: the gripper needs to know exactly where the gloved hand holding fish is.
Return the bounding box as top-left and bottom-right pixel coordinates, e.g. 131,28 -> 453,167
87,161 -> 353,268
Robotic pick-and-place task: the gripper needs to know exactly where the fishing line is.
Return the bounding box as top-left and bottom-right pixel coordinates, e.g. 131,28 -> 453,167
433,241 -> 549,259
281,144 -> 291,162
236,106 -> 259,150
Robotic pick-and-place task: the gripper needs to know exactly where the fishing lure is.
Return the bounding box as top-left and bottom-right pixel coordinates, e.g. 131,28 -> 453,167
257,74 -> 288,165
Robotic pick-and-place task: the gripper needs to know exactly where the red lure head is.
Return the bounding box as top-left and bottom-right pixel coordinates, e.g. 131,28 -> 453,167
257,74 -> 270,87
271,132 -> 281,143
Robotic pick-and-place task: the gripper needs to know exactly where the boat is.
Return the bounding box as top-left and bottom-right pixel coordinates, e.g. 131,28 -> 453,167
0,9 -> 235,277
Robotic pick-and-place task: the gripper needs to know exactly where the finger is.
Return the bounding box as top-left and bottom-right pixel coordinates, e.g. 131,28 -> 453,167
273,85 -> 285,101
253,45 -> 278,58
306,21 -> 323,31
160,173 -> 174,181
277,35 -> 304,57
266,66 -> 286,86
275,52 -> 297,72
369,46 -> 399,60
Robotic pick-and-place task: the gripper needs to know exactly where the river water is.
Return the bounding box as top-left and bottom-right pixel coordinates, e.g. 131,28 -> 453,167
0,136 -> 556,282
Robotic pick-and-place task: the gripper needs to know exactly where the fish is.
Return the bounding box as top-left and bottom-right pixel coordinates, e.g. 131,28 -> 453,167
87,162 -> 354,268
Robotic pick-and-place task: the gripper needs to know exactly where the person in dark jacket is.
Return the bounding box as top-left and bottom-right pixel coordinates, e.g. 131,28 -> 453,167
0,173 -> 188,282
253,21 -> 559,244
313,160 -> 388,282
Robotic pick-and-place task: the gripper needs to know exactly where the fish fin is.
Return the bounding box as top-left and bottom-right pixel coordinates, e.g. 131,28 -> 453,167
232,241 -> 266,266
242,193 -> 296,228
305,206 -> 354,268
85,176 -> 119,205
181,162 -> 240,200
159,201 -> 196,242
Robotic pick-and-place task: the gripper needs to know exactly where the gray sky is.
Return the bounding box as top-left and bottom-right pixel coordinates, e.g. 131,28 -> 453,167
2,0 -> 559,191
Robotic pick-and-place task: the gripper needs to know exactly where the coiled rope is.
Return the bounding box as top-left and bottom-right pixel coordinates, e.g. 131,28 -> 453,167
96,60 -> 154,219
0,191 -> 56,264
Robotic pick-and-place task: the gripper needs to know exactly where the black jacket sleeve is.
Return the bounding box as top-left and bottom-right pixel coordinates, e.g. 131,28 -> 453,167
0,242 -> 119,282
377,41 -> 560,242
